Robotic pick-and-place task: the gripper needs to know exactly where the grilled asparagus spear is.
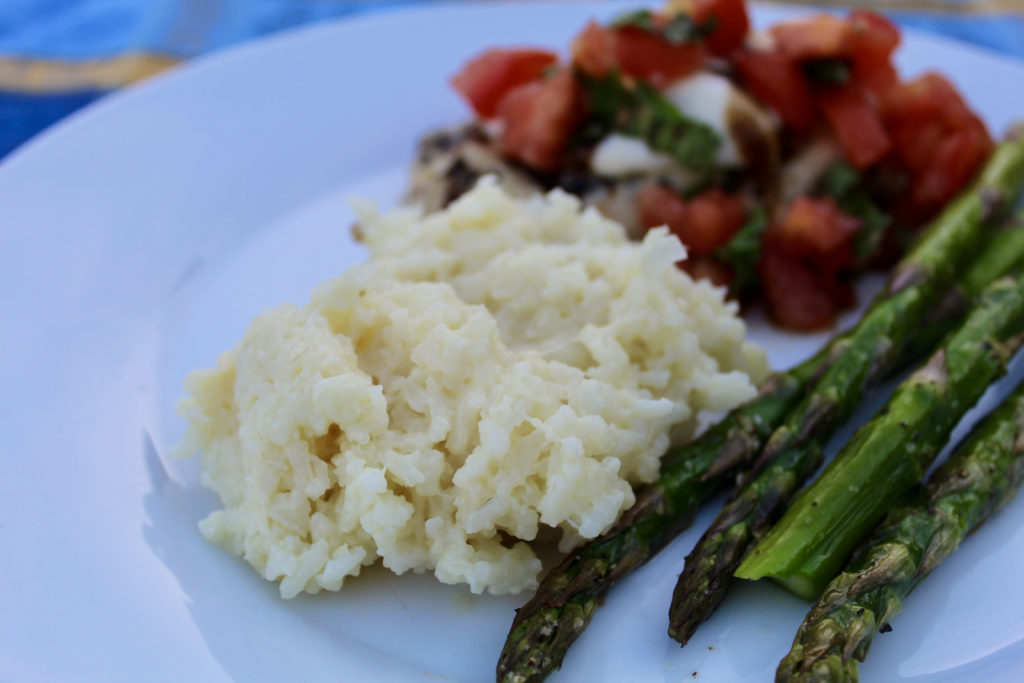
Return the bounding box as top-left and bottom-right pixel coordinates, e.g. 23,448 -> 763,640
736,259 -> 1024,598
776,376 -> 1024,682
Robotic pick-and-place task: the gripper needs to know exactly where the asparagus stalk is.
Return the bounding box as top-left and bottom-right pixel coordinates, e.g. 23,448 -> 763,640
497,133 -> 1024,682
776,376 -> 1024,683
667,131 -> 1024,646
735,266 -> 1024,599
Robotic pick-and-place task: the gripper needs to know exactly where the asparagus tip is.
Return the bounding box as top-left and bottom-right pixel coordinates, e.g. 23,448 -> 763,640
496,600 -> 597,683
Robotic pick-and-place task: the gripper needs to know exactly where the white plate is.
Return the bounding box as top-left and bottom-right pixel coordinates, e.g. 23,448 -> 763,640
3,3 -> 1024,681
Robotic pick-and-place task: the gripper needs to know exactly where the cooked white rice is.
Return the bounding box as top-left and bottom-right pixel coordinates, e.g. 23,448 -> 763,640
174,179 -> 768,597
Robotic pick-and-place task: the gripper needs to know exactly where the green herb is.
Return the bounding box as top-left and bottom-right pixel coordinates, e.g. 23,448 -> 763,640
849,194 -> 891,262
803,58 -> 852,86
610,9 -> 657,31
819,159 -> 860,197
582,73 -> 721,172
664,13 -> 715,44
715,206 -> 767,294
818,161 -> 891,264
610,8 -> 715,44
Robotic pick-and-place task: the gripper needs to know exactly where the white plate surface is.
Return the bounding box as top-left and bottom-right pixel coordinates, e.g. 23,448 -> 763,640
3,3 -> 1024,681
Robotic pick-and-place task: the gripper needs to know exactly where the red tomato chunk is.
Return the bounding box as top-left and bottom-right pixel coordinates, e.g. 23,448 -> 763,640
771,14 -> 852,61
758,197 -> 862,331
572,18 -> 707,87
733,48 -> 816,129
638,184 -> 747,256
451,48 -> 559,119
759,240 -> 841,331
778,196 -> 861,272
690,0 -> 750,57
884,72 -> 993,222
817,85 -> 891,169
498,68 -> 583,172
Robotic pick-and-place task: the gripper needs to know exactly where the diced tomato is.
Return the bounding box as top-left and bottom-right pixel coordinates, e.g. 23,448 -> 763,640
817,85 -> 891,169
758,239 -> 839,330
759,199 -> 860,331
770,14 -> 852,61
683,188 -> 749,254
848,10 -> 901,96
884,71 -> 954,121
912,126 -> 990,210
451,48 -> 560,118
571,21 -> 618,78
732,48 -> 816,128
883,72 -> 993,222
848,10 -> 900,61
767,10 -> 900,98
852,53 -> 899,98
895,122 -> 945,172
777,196 -> 861,272
754,11 -> 897,165
771,11 -> 899,65
638,184 -> 747,256
571,18 -> 706,86
498,68 -> 583,172
613,25 -> 707,86
690,0 -> 750,57
885,73 -> 990,150
638,182 -> 689,232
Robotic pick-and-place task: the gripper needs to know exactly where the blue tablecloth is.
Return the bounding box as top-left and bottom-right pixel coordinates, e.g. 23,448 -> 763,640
1,0 -> 1021,159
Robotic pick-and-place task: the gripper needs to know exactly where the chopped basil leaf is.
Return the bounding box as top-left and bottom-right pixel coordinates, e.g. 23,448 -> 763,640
819,160 -> 861,198
582,73 -> 721,172
803,58 -> 852,86
610,9 -> 657,31
662,13 -> 714,44
610,8 -> 715,44
848,195 -> 891,263
715,206 -> 767,294
818,161 -> 891,264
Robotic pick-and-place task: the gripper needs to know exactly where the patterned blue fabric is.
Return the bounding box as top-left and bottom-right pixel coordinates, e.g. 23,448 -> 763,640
0,88 -> 102,155
896,13 -> 1024,59
0,0 -> 413,156
0,1 -> 1020,159
0,0 -> 409,58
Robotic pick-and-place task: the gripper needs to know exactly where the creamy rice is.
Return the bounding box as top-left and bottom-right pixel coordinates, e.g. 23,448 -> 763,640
174,179 -> 768,597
